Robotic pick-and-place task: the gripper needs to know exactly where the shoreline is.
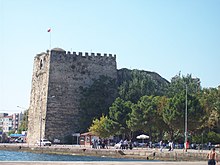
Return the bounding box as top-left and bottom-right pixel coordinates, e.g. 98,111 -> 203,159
0,161 -> 208,165
0,143 -> 211,161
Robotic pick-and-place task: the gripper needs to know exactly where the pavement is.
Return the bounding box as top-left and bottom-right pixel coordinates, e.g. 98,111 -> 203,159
0,161 -> 208,165
0,143 -> 217,164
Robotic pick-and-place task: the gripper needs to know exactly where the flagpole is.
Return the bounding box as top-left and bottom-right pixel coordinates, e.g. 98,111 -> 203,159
47,28 -> 51,50
49,30 -> 51,50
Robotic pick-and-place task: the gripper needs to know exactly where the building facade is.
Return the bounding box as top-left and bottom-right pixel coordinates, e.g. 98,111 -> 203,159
0,113 -> 23,133
12,113 -> 22,132
0,113 -> 8,130
27,48 -> 117,144
2,116 -> 13,133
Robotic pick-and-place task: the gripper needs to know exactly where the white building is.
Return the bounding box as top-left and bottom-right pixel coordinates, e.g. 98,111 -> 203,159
2,116 -> 13,133
0,113 -> 23,133
0,113 -> 8,130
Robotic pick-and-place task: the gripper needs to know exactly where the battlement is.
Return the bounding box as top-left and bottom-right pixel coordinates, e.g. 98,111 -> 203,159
50,48 -> 116,60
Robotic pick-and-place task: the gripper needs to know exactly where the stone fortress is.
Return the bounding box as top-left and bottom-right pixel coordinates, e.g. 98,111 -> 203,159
27,48 -> 117,144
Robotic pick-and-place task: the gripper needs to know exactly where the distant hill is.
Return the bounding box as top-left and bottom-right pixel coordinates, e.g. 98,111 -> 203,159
117,68 -> 170,102
117,68 -> 170,85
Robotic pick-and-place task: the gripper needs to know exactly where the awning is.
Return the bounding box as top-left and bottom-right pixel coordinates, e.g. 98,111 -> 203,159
10,134 -> 23,138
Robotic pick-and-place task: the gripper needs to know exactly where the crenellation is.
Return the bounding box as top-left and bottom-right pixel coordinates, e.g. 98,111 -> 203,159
50,49 -> 117,60
78,52 -> 82,56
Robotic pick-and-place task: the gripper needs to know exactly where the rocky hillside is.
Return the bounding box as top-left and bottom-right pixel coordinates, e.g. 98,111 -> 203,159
117,68 -> 170,102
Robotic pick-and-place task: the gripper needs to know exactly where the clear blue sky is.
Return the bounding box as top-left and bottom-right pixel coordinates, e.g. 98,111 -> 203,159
1,0 -> 220,114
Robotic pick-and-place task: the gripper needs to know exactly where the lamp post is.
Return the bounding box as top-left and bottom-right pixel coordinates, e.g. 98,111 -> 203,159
17,106 -> 28,131
185,84 -> 188,151
39,98 -> 42,147
202,132 -> 204,152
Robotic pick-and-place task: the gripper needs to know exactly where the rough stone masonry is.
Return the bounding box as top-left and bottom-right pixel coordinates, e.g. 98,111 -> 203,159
27,48 -> 117,144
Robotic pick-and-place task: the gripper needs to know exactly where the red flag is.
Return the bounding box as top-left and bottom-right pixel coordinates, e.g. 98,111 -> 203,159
47,28 -> 51,32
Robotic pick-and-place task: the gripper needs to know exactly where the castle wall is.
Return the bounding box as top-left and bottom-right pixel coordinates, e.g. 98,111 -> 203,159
27,51 -> 50,144
27,48 -> 117,144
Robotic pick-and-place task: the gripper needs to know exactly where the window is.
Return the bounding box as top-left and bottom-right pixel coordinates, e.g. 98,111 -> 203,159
40,59 -> 43,69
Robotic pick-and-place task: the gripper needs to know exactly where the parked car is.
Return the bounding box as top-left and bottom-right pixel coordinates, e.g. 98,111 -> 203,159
214,144 -> 220,148
15,136 -> 26,143
37,139 -> 52,146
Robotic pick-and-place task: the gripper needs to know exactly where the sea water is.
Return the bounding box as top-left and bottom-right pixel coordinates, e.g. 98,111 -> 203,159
0,150 -> 152,161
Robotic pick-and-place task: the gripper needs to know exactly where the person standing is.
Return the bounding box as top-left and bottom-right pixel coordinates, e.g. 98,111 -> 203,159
159,140 -> 163,152
184,140 -> 189,152
149,141 -> 152,148
171,141 -> 174,151
207,147 -> 218,165
168,141 -> 172,151
208,142 -> 212,150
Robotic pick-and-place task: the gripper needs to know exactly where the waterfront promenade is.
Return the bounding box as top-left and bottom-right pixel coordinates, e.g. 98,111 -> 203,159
0,161 -> 208,165
0,143 -> 216,164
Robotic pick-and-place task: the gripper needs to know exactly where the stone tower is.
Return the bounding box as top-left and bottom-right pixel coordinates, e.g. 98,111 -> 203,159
27,48 -> 117,144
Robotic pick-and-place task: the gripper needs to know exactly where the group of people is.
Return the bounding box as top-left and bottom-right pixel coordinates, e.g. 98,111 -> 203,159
92,139 -> 133,150
91,139 -> 109,149
159,140 -> 174,152
118,139 -> 133,150
92,138 -> 218,164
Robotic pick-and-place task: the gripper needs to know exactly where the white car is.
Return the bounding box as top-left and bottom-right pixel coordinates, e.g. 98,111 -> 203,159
215,144 -> 220,148
37,139 -> 52,146
15,136 -> 26,143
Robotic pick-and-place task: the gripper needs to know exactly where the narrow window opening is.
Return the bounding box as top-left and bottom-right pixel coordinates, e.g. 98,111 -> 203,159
40,60 -> 43,69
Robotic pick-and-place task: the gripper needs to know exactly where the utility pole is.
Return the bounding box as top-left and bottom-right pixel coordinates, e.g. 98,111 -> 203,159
185,84 -> 188,151
17,106 -> 28,131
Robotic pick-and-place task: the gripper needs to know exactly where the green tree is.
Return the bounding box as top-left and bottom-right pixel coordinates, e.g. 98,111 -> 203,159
18,110 -> 28,133
81,70 -> 219,144
191,87 -> 220,144
167,73 -> 201,97
207,131 -> 220,144
128,95 -> 169,141
163,91 -> 204,140
109,98 -> 133,139
89,115 -> 117,138
127,103 -> 146,132
151,96 -> 170,141
199,87 -> 220,133
128,96 -> 157,138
